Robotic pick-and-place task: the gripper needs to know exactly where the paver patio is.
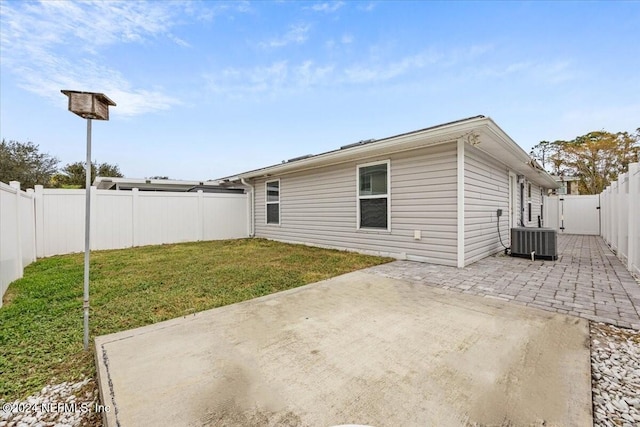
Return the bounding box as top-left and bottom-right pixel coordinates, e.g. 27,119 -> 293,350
364,234 -> 640,330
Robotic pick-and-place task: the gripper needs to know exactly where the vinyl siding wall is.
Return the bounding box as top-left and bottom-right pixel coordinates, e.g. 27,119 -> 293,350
253,143 -> 459,266
463,144 -> 510,265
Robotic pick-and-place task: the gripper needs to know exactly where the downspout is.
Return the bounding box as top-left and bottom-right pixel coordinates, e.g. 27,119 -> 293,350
240,178 -> 255,237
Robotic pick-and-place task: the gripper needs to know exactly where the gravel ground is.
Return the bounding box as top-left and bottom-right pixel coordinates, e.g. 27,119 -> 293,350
2,322 -> 639,427
591,322 -> 640,427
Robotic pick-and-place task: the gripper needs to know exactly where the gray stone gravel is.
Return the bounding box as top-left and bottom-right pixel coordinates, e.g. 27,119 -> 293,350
0,378 -> 99,427
2,321 -> 639,427
591,322 -> 640,427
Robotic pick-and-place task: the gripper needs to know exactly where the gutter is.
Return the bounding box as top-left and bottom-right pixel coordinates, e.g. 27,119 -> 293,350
240,178 -> 255,237
222,117 -> 487,181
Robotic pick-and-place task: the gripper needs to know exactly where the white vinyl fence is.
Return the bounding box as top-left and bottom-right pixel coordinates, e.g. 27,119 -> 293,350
35,186 -> 248,257
0,183 -> 249,304
0,182 -> 37,307
601,162 -> 640,276
545,195 -> 601,235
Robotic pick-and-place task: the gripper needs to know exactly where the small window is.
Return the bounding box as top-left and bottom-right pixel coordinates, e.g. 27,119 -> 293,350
528,183 -> 532,199
357,161 -> 390,230
528,201 -> 532,222
540,189 -> 544,221
266,180 -> 280,225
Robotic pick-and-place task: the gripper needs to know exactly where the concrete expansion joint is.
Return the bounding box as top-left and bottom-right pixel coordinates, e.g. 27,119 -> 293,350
101,345 -> 121,427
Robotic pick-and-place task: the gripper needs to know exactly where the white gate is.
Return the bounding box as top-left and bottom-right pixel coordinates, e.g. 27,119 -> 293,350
546,195 -> 600,235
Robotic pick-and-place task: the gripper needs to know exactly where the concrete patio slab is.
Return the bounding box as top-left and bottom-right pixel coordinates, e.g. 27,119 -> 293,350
95,271 -> 592,427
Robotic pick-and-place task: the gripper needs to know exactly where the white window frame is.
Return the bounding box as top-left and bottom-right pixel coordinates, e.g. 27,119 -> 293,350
356,160 -> 391,231
265,179 -> 280,225
527,182 -> 532,223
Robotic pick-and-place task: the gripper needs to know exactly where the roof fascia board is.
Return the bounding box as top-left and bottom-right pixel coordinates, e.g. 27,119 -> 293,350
234,117 -> 487,180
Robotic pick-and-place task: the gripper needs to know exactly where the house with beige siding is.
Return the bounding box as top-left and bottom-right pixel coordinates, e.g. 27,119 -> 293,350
217,116 -> 558,267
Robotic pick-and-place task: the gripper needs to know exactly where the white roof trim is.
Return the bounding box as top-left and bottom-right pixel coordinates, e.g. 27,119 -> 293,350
219,116 -> 559,189
93,177 -> 218,190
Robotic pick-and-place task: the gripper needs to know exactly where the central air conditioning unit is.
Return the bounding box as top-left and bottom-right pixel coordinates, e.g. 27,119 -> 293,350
511,227 -> 558,260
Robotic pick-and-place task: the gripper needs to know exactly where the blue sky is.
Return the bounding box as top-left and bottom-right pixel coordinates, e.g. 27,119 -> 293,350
1,1 -> 638,181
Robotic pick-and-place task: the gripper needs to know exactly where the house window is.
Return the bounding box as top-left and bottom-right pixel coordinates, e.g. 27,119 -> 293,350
527,182 -> 532,222
540,189 -> 544,221
357,161 -> 390,230
266,180 -> 280,225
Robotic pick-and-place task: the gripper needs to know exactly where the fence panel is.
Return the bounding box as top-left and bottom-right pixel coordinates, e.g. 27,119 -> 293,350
203,193 -> 249,240
37,188 -> 86,257
617,173 -> 630,263
600,162 -> 640,277
0,182 -> 36,306
34,186 -> 249,257
136,192 -> 201,246
560,195 -> 600,235
20,190 -> 36,266
93,189 -> 134,250
544,195 -> 559,230
544,194 -> 600,235
628,163 -> 640,275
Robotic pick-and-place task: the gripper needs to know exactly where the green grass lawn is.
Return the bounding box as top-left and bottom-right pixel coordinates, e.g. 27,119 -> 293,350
0,238 -> 392,401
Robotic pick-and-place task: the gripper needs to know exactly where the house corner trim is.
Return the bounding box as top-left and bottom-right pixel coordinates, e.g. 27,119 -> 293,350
457,139 -> 465,268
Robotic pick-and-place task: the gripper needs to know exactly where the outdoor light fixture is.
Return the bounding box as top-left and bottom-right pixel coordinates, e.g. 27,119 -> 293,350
61,90 -> 116,350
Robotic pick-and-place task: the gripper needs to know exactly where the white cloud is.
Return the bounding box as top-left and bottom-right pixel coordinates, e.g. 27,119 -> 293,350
14,56 -> 179,116
204,44 -> 498,96
343,50 -> 442,84
475,59 -> 574,84
187,1 -> 253,22
308,2 -> 345,13
0,0 -> 187,116
205,60 -> 335,96
206,61 -> 290,95
260,24 -> 311,48
359,2 -> 376,12
295,61 -> 335,87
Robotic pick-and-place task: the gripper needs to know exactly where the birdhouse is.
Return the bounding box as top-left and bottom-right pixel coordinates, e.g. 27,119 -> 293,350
61,90 -> 116,120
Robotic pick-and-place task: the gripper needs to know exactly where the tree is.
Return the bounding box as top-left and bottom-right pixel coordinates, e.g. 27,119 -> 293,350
531,129 -> 639,194
55,161 -> 124,188
530,140 -> 554,170
0,139 -> 59,188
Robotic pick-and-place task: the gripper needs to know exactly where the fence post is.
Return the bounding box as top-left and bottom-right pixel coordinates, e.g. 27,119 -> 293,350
628,163 -> 639,273
34,185 -> 44,257
197,190 -> 204,241
611,181 -> 619,252
600,189 -> 605,240
26,189 -> 36,263
608,185 -> 614,248
132,188 -> 139,247
9,181 -> 24,276
603,187 -> 610,244
617,178 -> 625,261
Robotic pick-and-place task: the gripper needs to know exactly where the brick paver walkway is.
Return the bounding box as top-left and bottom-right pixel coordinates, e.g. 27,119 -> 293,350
364,235 -> 640,329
